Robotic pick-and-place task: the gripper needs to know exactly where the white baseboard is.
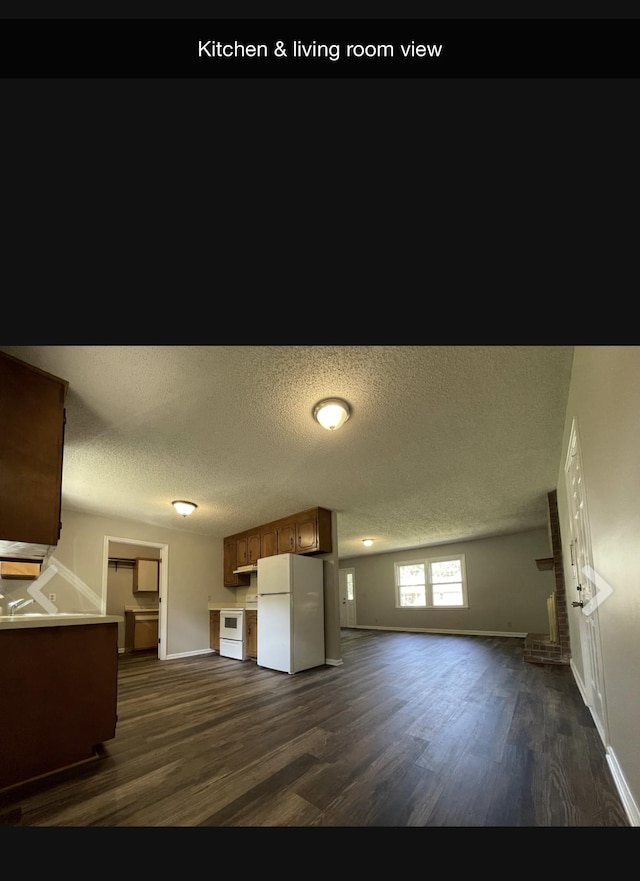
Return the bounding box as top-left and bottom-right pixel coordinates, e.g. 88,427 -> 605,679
346,624 -> 527,638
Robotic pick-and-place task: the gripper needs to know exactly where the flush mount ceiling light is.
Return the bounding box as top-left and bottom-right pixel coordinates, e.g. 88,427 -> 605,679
362,539 -> 374,547
313,398 -> 351,431
172,500 -> 198,517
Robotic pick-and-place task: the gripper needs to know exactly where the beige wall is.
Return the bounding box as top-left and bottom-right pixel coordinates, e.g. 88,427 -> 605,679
339,527 -> 555,635
52,508 -> 228,658
556,345 -> 640,825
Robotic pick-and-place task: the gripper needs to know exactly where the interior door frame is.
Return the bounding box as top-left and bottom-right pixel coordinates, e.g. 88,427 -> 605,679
102,535 -> 169,660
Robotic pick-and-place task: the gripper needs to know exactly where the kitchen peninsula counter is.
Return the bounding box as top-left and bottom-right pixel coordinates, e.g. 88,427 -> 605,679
0,614 -> 122,791
0,613 -> 122,630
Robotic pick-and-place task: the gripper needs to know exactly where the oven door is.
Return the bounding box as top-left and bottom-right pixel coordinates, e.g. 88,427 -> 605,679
220,609 -> 244,641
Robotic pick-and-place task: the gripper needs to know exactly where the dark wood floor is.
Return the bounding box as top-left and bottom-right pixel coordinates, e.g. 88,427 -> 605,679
0,628 -> 629,827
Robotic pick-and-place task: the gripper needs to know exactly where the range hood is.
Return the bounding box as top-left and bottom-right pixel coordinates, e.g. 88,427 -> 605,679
233,563 -> 258,574
0,539 -> 57,564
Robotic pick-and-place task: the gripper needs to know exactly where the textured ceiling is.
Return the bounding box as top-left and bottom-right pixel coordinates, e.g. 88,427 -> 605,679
0,345 -> 575,559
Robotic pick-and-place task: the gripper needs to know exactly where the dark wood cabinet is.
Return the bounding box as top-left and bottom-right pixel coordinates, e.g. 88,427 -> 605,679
276,518 -> 296,554
0,351 -> 68,550
223,507 -> 332,586
245,610 -> 257,659
260,526 -> 278,559
295,507 -> 332,553
247,532 -> 261,565
223,538 -> 250,587
280,508 -> 332,555
236,535 -> 248,567
0,621 -> 119,790
209,610 -> 220,651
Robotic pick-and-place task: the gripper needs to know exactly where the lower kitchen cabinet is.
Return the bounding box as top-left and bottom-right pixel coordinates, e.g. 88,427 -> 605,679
0,621 -> 119,791
246,610 -> 257,659
125,609 -> 158,652
209,610 -> 220,652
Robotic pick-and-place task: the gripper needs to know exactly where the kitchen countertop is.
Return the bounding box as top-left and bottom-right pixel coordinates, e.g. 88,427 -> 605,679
0,613 -> 123,630
208,602 -> 244,611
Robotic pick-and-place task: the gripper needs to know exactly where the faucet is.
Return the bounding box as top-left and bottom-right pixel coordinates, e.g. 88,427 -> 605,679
8,598 -> 36,616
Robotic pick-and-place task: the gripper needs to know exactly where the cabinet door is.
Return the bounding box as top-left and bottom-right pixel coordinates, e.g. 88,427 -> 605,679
209,611 -> 220,651
296,514 -> 318,553
247,532 -> 261,564
236,535 -> 248,566
0,351 -> 68,546
224,538 -> 249,587
133,558 -> 159,592
133,617 -> 158,650
245,610 -> 257,658
260,527 -> 277,559
297,507 -> 332,554
277,519 -> 296,554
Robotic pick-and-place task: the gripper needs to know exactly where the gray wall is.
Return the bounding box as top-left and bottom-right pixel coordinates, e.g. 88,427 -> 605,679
556,345 -> 640,826
340,527 -> 555,636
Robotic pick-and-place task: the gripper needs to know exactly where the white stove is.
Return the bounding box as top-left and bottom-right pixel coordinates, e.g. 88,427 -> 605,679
219,607 -> 247,660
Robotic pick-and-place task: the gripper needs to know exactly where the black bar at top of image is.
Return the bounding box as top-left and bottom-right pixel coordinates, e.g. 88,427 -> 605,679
1,19 -> 640,78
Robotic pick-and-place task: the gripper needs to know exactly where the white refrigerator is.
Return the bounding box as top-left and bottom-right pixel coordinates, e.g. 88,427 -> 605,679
257,553 -> 325,674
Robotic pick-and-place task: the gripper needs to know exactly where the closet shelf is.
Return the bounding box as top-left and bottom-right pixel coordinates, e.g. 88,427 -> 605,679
108,557 -> 137,570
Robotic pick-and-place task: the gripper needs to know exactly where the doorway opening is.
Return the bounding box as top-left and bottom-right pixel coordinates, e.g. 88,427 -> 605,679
103,536 -> 169,660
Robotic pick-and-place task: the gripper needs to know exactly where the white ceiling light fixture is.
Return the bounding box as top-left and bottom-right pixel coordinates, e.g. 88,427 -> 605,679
362,539 -> 374,547
172,500 -> 198,517
313,398 -> 352,431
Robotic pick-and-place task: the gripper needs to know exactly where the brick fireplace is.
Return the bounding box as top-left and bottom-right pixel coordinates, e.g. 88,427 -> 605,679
523,489 -> 571,665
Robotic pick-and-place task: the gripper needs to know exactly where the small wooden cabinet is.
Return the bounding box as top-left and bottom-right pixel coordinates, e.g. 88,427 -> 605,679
0,351 -> 68,549
223,507 -> 332,586
133,558 -> 159,592
245,610 -> 257,659
209,610 -> 220,652
125,609 -> 158,652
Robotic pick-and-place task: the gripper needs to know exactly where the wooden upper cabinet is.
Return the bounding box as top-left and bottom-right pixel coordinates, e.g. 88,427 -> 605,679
260,526 -> 277,559
224,537 -> 250,587
295,506 -> 332,554
276,518 -> 296,554
0,351 -> 68,548
223,507 -> 332,584
236,535 -> 248,566
247,532 -> 261,564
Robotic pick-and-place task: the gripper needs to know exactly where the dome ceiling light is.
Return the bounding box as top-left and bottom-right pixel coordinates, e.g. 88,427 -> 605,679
172,500 -> 198,517
313,398 -> 351,431
362,539 -> 374,547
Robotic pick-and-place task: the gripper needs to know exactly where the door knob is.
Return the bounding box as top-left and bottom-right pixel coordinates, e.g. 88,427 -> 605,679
572,601 -> 584,608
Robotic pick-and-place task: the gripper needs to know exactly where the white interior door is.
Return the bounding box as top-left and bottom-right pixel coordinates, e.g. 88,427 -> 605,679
565,420 -> 608,743
339,567 -> 357,627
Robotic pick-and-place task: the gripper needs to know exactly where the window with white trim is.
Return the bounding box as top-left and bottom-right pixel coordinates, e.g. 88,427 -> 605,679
394,555 -> 467,609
